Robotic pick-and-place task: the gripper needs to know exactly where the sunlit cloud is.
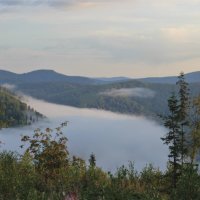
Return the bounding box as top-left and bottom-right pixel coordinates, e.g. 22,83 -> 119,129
161,26 -> 200,43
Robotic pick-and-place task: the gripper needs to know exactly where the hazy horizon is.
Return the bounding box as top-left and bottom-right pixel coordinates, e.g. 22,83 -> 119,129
0,67 -> 199,79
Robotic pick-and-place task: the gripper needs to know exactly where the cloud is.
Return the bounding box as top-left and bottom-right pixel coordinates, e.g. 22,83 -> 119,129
0,0 -> 118,8
1,0 -> 200,77
100,88 -> 155,98
0,0 -> 73,7
1,83 -> 16,90
161,26 -> 200,43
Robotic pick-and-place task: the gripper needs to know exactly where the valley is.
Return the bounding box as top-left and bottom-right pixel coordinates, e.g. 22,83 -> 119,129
1,0 -> 200,198
1,70 -> 200,121
0,70 -> 199,199
0,95 -> 168,171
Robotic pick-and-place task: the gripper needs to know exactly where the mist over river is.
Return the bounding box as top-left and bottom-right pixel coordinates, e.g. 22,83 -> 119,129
0,96 -> 168,171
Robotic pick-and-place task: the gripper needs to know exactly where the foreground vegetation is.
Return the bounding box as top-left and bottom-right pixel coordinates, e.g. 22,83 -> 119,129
0,72 -> 200,199
0,124 -> 200,200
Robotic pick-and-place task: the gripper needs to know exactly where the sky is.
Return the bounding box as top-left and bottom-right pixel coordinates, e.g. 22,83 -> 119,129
0,0 -> 200,78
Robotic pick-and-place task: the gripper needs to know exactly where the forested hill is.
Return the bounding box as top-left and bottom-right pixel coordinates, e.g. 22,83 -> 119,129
15,79 -> 200,120
139,71 -> 200,84
0,87 -> 44,128
0,69 -> 99,85
1,69 -> 200,85
1,69 -> 200,120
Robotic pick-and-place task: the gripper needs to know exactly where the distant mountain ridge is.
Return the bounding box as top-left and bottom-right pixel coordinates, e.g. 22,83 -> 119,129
139,71 -> 200,84
0,69 -> 98,85
0,69 -> 200,119
0,69 -> 199,85
95,77 -> 131,83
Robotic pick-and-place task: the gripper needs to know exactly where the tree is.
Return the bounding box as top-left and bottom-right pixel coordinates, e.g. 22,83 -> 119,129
21,122 -> 69,198
189,95 -> 200,164
89,153 -> 96,168
174,164 -> 200,200
161,93 -> 181,189
176,72 -> 190,167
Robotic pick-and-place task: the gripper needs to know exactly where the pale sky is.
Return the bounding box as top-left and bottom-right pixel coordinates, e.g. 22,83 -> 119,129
0,0 -> 200,77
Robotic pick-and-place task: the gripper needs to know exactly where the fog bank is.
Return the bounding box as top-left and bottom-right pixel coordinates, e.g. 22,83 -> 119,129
0,96 -> 168,171
100,87 -> 155,98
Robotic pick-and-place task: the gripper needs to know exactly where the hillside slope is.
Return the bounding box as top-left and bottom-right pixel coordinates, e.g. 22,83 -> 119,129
0,69 -> 100,85
0,69 -> 200,85
1,69 -> 200,120
139,71 -> 200,84
0,87 -> 43,128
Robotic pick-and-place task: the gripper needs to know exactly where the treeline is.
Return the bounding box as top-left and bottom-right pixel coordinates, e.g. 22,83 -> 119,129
160,72 -> 200,199
0,73 -> 200,199
0,87 -> 44,127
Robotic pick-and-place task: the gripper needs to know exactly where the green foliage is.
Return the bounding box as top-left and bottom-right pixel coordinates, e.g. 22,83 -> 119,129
160,73 -> 200,199
0,87 -> 43,128
176,72 -> 190,121
161,93 -> 181,188
14,76 -> 200,121
140,164 -> 164,200
21,122 -> 69,197
189,95 -> 200,164
176,72 -> 190,167
80,165 -> 108,199
0,151 -> 37,200
1,124 -> 200,199
89,153 -> 96,168
174,164 -> 200,200
0,126 -> 168,200
105,164 -> 144,200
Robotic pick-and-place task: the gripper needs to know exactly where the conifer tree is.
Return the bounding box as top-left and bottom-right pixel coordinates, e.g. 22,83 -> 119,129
176,72 -> 190,167
189,96 -> 200,164
161,93 -> 181,189
89,153 -> 96,168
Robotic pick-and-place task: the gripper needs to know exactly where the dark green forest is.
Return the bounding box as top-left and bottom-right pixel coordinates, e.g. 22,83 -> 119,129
0,73 -> 200,199
16,79 -> 200,121
1,70 -> 200,120
0,87 -> 44,128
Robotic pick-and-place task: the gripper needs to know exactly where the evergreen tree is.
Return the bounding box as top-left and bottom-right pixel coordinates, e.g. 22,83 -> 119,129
189,96 -> 200,164
89,153 -> 96,168
161,93 -> 181,189
176,72 -> 190,167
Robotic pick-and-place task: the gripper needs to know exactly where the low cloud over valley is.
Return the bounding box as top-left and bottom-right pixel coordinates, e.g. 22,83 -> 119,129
100,87 -> 155,98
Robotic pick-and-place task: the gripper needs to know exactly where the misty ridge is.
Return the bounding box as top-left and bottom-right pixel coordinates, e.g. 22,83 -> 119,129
100,87 -> 155,98
1,83 -> 16,90
1,70 -> 200,124
0,71 -> 199,172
